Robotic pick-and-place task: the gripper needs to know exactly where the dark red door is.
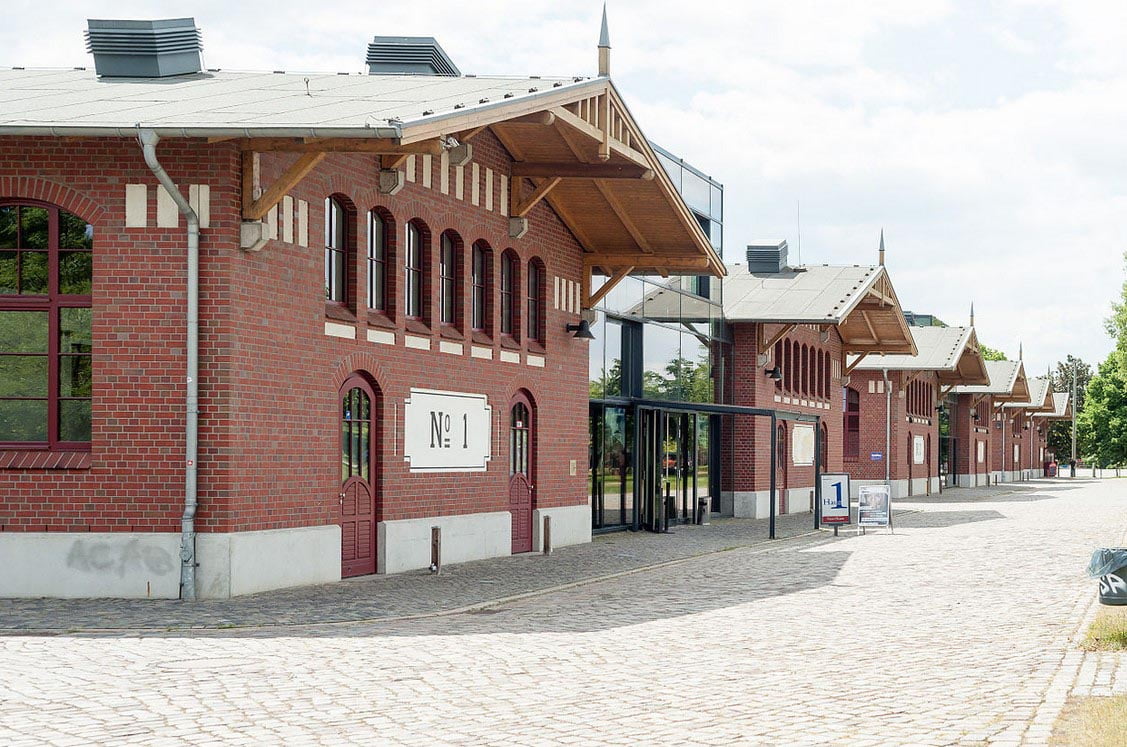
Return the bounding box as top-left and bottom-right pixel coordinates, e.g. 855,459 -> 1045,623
509,396 -> 534,554
340,377 -> 377,577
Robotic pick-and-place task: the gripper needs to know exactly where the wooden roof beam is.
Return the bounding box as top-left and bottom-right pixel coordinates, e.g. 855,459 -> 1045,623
550,105 -> 650,169
594,180 -> 653,253
586,266 -> 634,309
234,137 -> 443,154
243,151 -> 325,220
511,162 -> 654,179
761,323 -> 797,352
511,177 -> 562,218
583,254 -> 711,269
844,352 -> 869,376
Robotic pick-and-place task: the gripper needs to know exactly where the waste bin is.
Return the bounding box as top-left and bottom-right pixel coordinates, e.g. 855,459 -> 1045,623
697,497 -> 710,526
1088,549 -> 1127,605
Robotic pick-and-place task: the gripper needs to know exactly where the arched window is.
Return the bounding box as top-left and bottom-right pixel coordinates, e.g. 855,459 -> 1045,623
366,210 -> 386,311
500,250 -> 519,338
405,221 -> 426,320
824,351 -> 831,399
439,231 -> 461,327
324,197 -> 346,303
773,340 -> 783,382
843,387 -> 861,460
471,241 -> 492,333
0,201 -> 93,447
510,401 -> 530,476
801,344 -> 809,395
820,422 -> 829,471
527,258 -> 544,343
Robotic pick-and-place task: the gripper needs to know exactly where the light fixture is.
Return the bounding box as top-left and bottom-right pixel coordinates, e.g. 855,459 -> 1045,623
765,365 -> 782,380
566,319 -> 596,339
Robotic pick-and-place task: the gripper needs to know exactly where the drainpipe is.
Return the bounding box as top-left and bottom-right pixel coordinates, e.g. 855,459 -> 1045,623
138,129 -> 200,601
883,369 -> 891,487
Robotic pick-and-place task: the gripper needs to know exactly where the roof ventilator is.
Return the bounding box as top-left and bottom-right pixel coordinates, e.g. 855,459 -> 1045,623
745,241 -> 790,273
366,36 -> 460,76
85,18 -> 202,78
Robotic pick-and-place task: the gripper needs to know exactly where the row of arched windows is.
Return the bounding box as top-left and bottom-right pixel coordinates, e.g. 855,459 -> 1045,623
906,380 -> 934,418
325,197 -> 546,344
773,338 -> 832,400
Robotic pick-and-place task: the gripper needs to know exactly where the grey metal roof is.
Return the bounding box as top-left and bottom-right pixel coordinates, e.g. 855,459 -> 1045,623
952,360 -> 1021,395
850,326 -> 972,371
0,67 -> 593,137
721,263 -> 882,323
1034,392 -> 1072,419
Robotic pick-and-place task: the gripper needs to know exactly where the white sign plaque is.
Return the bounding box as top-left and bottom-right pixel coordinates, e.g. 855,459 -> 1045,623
819,473 -> 851,526
858,484 -> 891,528
977,440 -> 986,464
792,424 -> 815,466
913,435 -> 925,465
403,388 -> 492,472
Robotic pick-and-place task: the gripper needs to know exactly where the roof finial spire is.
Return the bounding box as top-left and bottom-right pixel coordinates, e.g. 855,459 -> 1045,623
878,228 -> 885,267
969,301 -> 975,327
1019,341 -> 1023,360
598,3 -> 611,77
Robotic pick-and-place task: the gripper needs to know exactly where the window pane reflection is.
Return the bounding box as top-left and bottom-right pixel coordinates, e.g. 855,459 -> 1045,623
643,324 -> 680,400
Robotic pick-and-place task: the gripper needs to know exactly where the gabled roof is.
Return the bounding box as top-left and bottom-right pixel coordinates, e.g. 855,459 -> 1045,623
848,326 -> 989,386
951,359 -> 1030,402
1034,392 -> 1073,420
1004,376 -> 1055,413
722,264 -> 916,355
0,68 -> 723,277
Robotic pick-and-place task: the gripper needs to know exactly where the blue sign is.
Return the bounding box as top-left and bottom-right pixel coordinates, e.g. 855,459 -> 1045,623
870,452 -> 883,461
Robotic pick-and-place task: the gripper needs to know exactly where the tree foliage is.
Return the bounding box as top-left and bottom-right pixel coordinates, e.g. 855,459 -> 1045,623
979,345 -> 1007,361
1047,355 -> 1092,460
1078,358 -> 1127,467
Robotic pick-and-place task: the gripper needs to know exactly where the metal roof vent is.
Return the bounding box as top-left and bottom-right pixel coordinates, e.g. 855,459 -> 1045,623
85,18 -> 202,78
366,36 -> 460,76
746,241 -> 790,273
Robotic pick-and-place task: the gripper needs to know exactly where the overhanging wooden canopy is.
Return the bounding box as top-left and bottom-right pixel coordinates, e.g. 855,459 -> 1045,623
235,78 -> 724,298
837,269 -> 917,362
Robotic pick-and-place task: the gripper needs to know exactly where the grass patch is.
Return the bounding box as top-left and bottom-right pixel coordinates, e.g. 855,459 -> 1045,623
1051,695 -> 1127,746
1081,606 -> 1127,651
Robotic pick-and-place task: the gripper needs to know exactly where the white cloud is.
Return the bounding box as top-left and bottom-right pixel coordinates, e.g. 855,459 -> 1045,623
1,0 -> 1123,374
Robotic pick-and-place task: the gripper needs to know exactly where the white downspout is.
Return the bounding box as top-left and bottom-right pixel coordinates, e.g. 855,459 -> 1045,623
138,129 -> 200,601
883,369 -> 891,487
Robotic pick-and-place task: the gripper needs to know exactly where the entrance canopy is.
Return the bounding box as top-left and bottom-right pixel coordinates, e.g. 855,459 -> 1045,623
722,263 -> 917,358
1034,392 -> 1073,421
951,359 -> 1030,403
1003,376 -> 1055,415
848,326 -> 989,388
0,67 -> 723,288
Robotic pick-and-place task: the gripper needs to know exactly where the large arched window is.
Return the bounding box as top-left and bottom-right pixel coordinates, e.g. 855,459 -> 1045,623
324,197 -> 346,303
439,231 -> 461,327
500,250 -> 520,338
801,344 -> 809,396
366,209 -> 387,311
405,221 -> 426,320
471,241 -> 492,334
0,201 -> 93,448
843,387 -> 860,460
527,258 -> 544,344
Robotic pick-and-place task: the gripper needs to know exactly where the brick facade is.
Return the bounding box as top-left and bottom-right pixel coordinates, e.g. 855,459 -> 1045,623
951,393 -> 994,487
0,134 -> 588,547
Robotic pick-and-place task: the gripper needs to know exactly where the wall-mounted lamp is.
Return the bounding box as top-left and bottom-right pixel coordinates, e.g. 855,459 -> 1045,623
971,408 -> 979,421
765,365 -> 782,380
565,319 -> 596,339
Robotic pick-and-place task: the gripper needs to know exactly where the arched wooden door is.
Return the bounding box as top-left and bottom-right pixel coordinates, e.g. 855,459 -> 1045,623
776,424 -> 788,515
339,376 -> 377,577
509,394 -> 534,554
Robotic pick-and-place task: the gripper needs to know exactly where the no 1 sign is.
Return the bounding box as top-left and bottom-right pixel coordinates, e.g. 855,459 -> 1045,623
819,473 -> 851,526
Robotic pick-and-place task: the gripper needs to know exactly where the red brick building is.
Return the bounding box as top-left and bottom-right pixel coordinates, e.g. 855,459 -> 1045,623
1032,392 -> 1073,473
1000,376 -> 1054,481
845,326 -> 988,498
719,243 -> 915,518
950,360 -> 1029,487
0,25 -> 721,598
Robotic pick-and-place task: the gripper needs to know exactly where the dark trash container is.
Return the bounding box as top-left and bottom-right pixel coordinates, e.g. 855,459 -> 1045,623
1088,549 -> 1127,606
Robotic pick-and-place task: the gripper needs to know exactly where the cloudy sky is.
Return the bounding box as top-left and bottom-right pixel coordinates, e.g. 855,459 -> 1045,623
4,1 -> 1125,375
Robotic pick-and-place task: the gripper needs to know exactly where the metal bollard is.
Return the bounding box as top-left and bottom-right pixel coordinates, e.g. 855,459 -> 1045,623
542,515 -> 552,556
430,526 -> 441,574
697,497 -> 710,525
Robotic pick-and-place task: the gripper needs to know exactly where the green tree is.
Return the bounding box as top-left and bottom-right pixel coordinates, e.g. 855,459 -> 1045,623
1046,355 -> 1092,460
1077,357 -> 1127,468
1105,251 -> 1127,361
979,345 -> 1007,361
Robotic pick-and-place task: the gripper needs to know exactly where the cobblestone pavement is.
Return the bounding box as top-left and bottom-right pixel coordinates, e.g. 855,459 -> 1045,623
0,504 -> 835,632
1,478 -> 1124,745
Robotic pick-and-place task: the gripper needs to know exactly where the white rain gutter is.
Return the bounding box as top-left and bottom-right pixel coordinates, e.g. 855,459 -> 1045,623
137,128 -> 200,601
0,125 -> 402,138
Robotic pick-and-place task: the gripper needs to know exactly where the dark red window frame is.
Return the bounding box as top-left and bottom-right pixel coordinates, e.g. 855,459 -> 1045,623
526,259 -> 543,343
843,387 -> 860,460
471,242 -> 491,332
439,232 -> 459,327
500,250 -> 519,339
324,197 -> 346,304
405,222 -> 423,320
367,210 -> 386,311
0,200 -> 92,451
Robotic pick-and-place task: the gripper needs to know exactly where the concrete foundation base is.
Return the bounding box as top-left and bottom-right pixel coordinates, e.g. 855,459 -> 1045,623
378,511 -> 511,575
533,505 -> 591,552
851,479 -> 910,500
196,525 -> 340,600
955,472 -> 990,488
